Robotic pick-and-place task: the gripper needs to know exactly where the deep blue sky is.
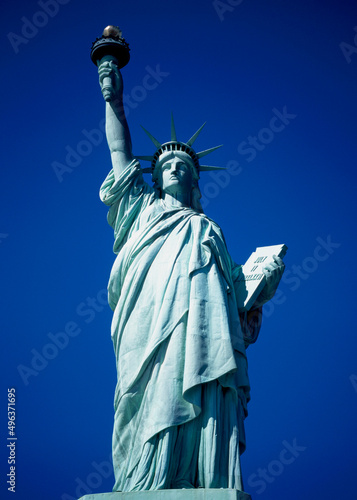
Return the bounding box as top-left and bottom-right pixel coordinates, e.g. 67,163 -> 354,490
1,0 -> 357,499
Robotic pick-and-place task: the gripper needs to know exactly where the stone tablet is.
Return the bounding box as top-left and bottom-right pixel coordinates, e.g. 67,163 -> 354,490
236,244 -> 288,311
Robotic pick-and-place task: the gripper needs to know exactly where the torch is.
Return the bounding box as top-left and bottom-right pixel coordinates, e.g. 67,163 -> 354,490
91,25 -> 130,102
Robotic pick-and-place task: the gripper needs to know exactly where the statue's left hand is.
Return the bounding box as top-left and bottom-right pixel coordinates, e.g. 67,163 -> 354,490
254,255 -> 285,306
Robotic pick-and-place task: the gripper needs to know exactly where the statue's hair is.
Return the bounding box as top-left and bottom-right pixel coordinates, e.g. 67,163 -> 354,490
191,181 -> 204,213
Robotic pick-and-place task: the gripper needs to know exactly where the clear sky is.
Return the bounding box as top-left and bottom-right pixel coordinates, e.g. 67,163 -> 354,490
1,0 -> 357,499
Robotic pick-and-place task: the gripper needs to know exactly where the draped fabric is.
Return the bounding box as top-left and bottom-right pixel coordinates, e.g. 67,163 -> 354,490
100,160 -> 261,491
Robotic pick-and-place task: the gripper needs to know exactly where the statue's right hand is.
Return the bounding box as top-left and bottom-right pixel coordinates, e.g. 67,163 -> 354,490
98,58 -> 123,102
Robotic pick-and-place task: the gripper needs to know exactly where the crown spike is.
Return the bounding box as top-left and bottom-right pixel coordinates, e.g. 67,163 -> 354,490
197,145 -> 223,159
140,125 -> 162,148
170,113 -> 177,142
186,122 -> 206,147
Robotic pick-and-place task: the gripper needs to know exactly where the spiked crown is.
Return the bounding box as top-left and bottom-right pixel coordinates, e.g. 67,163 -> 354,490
136,115 -> 225,179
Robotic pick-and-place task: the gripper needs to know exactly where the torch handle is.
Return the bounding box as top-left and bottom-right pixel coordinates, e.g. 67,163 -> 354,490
102,77 -> 115,102
97,55 -> 119,102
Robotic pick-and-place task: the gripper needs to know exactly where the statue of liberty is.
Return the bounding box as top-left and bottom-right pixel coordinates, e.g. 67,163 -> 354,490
94,27 -> 285,495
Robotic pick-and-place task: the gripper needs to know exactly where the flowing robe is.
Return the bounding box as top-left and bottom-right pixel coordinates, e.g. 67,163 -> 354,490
100,160 -> 261,492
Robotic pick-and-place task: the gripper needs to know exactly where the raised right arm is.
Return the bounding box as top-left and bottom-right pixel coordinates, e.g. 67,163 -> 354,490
98,59 -> 134,179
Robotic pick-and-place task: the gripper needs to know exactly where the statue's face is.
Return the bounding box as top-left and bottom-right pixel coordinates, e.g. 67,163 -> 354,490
157,151 -> 194,196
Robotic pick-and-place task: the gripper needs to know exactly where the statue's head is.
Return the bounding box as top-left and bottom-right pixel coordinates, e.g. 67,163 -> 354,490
153,149 -> 202,210
155,150 -> 196,191
136,116 -> 224,213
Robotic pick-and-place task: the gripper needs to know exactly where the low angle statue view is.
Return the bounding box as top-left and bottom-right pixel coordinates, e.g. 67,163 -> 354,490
83,25 -> 286,500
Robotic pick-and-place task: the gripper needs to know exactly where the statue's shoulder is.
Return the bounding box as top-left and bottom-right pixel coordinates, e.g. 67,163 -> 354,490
198,212 -> 222,229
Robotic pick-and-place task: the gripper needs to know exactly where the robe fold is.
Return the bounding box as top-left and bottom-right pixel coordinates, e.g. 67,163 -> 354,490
100,160 -> 261,491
